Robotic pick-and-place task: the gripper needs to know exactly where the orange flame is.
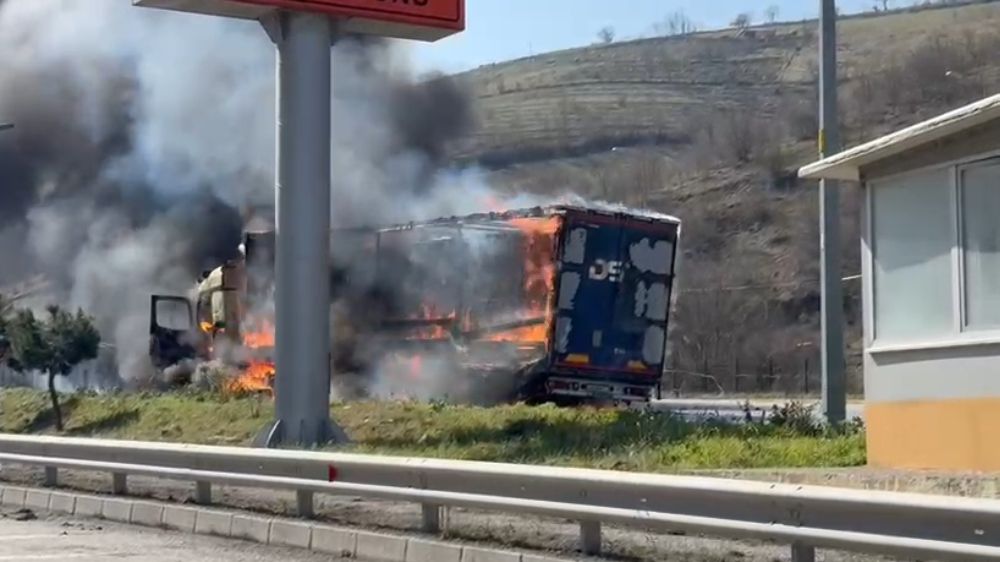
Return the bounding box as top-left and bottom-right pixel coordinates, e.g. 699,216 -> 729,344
408,354 -> 422,380
400,215 -> 560,347
486,217 -> 559,344
243,319 -> 275,349
225,316 -> 276,396
227,359 -> 275,395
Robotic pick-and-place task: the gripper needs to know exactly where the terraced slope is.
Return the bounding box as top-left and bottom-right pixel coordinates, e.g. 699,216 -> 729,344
449,2 -> 1000,394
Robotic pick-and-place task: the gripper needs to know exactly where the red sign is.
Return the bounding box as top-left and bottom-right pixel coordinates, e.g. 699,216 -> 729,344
135,0 -> 464,41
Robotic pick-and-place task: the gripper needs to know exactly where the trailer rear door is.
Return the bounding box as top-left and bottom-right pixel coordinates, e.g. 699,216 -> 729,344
553,212 -> 678,378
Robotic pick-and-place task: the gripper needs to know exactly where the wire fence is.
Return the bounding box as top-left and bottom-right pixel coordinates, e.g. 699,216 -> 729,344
661,347 -> 862,398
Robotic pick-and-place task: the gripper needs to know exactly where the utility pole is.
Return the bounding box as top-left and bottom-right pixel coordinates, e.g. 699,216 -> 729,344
819,0 -> 846,424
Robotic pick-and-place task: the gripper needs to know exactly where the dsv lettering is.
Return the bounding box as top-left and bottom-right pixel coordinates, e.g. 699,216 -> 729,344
377,0 -> 429,6
589,260 -> 623,283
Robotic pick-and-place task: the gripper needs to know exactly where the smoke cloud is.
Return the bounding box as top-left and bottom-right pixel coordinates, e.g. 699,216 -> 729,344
0,0 -> 493,389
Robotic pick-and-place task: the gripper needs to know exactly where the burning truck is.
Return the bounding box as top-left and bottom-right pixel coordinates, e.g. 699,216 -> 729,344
148,205 -> 681,405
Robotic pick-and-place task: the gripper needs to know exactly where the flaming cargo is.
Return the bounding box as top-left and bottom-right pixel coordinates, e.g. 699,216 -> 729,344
149,205 -> 680,405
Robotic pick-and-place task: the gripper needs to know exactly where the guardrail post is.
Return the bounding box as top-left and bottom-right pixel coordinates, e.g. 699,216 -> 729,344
296,490 -> 314,518
791,543 -> 815,562
195,481 -> 212,505
421,503 -> 441,533
43,466 -> 57,487
580,520 -> 601,556
111,472 -> 127,495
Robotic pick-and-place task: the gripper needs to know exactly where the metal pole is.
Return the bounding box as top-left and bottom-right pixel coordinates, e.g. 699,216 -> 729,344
263,11 -> 345,446
819,0 -> 846,425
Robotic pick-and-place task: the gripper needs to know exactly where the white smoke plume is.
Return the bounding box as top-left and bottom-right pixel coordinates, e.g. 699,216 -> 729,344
0,0 -> 525,389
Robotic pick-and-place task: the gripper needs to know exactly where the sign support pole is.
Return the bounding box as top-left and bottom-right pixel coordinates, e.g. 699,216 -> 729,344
261,11 -> 346,446
135,0 -> 462,449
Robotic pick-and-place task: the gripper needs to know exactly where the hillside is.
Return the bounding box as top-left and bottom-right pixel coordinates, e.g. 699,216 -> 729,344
452,1 -> 1000,395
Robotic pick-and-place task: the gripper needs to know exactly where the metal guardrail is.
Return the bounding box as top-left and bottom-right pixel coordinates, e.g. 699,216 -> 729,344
0,434 -> 998,561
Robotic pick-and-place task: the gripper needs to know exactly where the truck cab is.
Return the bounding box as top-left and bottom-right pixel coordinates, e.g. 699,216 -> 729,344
149,261 -> 245,370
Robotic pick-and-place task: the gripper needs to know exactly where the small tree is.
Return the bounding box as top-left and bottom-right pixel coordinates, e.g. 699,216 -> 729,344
5,306 -> 100,430
597,26 -> 615,44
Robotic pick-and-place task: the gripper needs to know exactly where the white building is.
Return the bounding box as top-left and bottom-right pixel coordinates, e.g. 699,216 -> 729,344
801,94 -> 1000,471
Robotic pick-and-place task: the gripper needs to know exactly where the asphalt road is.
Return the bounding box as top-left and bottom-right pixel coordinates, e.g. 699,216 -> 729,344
649,397 -> 866,423
0,509 -> 334,562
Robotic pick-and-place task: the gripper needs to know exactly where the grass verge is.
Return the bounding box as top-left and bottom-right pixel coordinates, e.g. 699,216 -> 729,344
0,388 -> 865,471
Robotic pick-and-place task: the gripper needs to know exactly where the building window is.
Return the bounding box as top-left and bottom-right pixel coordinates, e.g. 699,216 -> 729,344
961,162 -> 1000,329
871,168 -> 954,342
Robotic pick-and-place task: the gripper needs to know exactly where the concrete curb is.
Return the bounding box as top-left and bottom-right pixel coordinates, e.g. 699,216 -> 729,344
0,484 -> 577,562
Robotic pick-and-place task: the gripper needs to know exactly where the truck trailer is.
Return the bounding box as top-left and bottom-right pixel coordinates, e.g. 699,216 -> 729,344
149,205 -> 681,405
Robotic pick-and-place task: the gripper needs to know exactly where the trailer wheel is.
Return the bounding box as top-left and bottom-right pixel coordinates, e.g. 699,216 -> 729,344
551,396 -> 584,408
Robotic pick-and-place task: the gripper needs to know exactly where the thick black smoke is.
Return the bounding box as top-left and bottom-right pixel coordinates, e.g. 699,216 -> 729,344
0,56 -> 244,284
0,0 -> 480,388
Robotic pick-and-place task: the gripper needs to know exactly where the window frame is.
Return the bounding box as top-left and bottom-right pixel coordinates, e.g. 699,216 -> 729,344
957,158 -> 1000,332
866,165 -> 956,346
865,153 -> 1000,354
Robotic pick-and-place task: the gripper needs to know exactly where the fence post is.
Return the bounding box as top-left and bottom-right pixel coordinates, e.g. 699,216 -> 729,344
112,472 -> 127,495
579,520 -> 601,556
421,503 -> 441,533
734,357 -> 741,393
804,358 -> 810,395
702,357 -> 710,393
195,481 -> 212,505
43,466 -> 57,488
296,490 -> 314,518
671,356 -> 681,397
791,543 -> 816,562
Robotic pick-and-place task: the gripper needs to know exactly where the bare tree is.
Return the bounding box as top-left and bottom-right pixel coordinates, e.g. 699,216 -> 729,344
765,5 -> 780,24
731,13 -> 752,31
597,26 -> 615,44
627,153 -> 671,207
658,11 -> 697,36
717,109 -> 755,163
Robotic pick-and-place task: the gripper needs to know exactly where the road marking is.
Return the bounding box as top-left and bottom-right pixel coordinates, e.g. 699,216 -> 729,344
0,535 -> 66,541
0,554 -> 96,560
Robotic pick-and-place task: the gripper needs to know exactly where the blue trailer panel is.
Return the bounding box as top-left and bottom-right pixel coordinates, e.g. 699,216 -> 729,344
552,210 -> 677,379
